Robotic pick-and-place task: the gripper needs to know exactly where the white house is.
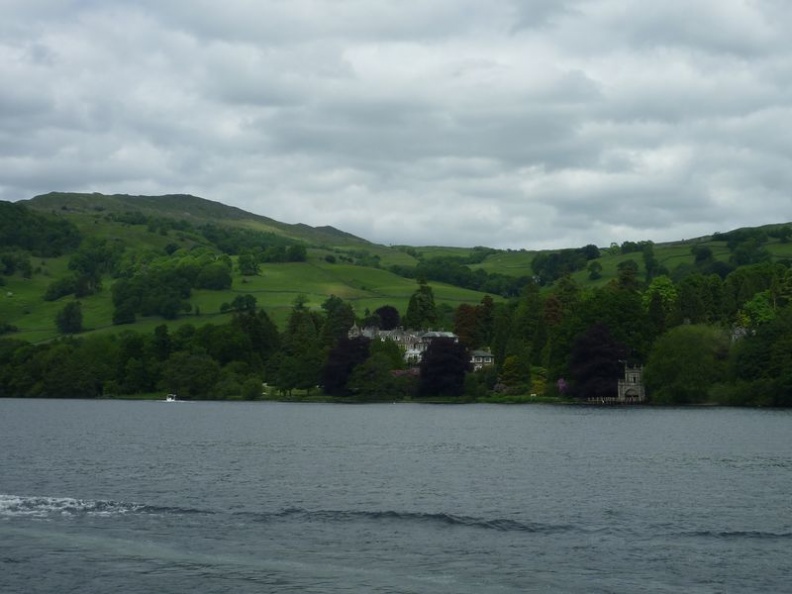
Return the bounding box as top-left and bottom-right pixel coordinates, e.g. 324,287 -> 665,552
348,325 -> 493,369
470,350 -> 495,371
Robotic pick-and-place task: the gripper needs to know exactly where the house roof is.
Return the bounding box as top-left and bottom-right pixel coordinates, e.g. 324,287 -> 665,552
471,350 -> 494,358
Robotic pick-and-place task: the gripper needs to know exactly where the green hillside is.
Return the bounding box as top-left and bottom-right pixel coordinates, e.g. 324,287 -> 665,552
0,258 -> 484,343
563,233 -> 792,289
2,192 -> 791,344
0,194 -> 481,342
415,229 -> 792,289
21,192 -> 362,246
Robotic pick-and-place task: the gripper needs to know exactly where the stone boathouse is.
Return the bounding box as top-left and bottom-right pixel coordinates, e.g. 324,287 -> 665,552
588,364 -> 647,404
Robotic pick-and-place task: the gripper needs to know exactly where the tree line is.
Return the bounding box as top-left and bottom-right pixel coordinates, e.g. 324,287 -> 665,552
1,252 -> 791,405
0,201 -> 83,257
1,199 -> 792,404
0,288 -> 462,401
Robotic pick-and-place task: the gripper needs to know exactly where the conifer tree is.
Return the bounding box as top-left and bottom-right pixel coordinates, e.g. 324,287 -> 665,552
404,279 -> 437,329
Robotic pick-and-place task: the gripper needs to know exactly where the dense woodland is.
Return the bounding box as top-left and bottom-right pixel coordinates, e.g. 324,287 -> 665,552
1,197 -> 791,406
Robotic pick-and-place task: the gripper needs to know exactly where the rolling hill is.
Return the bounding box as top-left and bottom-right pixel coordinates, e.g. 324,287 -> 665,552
0,193 -> 484,341
1,192 -> 791,344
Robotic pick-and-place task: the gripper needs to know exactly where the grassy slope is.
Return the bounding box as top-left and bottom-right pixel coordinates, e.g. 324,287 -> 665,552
565,238 -> 792,289
473,250 -> 538,276
0,195 -> 484,342
22,192 -> 370,248
462,237 -> 790,289
0,260 -> 493,342
4,192 -> 791,342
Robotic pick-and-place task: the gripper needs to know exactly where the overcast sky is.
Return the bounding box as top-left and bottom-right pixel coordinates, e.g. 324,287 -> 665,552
2,0 -> 791,249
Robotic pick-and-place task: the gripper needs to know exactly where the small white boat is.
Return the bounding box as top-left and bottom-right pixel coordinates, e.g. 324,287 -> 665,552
165,394 -> 178,402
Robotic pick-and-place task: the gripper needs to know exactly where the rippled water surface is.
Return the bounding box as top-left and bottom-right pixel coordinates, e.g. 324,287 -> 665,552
1,399 -> 790,593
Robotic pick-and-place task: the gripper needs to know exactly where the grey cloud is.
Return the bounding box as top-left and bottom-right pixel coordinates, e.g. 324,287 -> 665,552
140,0 -> 507,45
509,0 -> 586,31
615,1 -> 782,57
1,0 -> 790,249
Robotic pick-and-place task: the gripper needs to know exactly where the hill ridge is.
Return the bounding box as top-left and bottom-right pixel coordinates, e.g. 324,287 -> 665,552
21,191 -> 371,247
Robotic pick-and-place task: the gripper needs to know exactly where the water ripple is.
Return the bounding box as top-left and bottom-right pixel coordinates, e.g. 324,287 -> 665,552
1,494 -> 578,535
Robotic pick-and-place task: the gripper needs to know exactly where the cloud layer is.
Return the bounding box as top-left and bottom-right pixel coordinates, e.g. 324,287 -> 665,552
2,0 -> 791,248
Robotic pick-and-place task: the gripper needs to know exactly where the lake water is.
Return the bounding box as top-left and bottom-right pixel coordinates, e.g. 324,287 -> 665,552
1,399 -> 790,593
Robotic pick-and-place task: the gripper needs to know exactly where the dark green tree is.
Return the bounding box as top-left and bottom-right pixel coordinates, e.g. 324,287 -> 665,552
196,262 -> 232,290
615,259 -> 642,291
274,355 -> 303,396
320,295 -> 356,348
476,295 -> 496,347
348,352 -> 404,399
490,302 -> 516,370
121,357 -> 154,394
112,299 -> 137,325
404,279 -> 438,329
642,242 -> 666,281
1,252 -> 31,277
29,342 -> 101,398
499,344 -> 532,392
374,305 -> 401,330
160,351 -> 221,399
279,296 -> 323,394
231,309 -> 280,372
453,303 -> 480,348
44,276 -> 78,301
692,245 -> 714,267
68,237 -> 124,295
644,324 -> 730,404
151,324 -> 172,361
113,331 -> 157,394
730,307 -> 792,406
672,274 -> 709,324
418,337 -> 471,397
512,280 -> 543,352
642,275 -> 677,335
237,253 -> 260,276
0,201 -> 82,256
286,244 -> 307,262
370,337 -> 405,370
321,336 -> 371,396
567,323 -> 628,399
556,284 -> 651,365
730,238 -> 771,266
580,244 -> 600,260
194,323 -> 252,367
56,301 -> 83,334
531,249 -> 588,285
241,377 -> 262,400
229,294 -> 258,313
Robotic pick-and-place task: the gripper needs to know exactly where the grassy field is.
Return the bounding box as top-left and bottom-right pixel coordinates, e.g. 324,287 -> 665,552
0,200 -> 488,343
0,254 -> 498,343
406,246 -> 476,259
466,237 -> 792,289
4,235 -> 792,343
471,249 -> 537,276
5,193 -> 790,343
